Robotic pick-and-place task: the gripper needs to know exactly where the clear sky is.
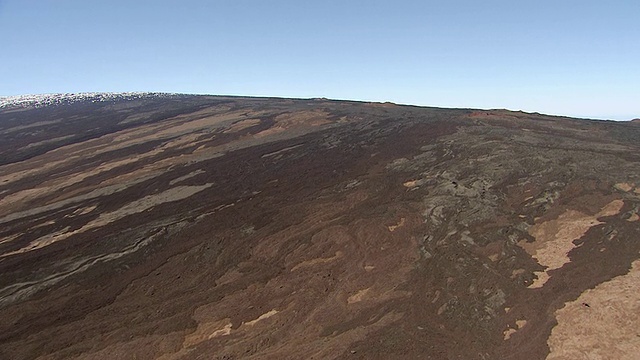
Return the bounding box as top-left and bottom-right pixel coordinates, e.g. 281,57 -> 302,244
1,0 -> 638,120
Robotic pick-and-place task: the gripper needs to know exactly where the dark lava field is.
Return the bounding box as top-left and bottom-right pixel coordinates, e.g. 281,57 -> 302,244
1,94 -> 639,359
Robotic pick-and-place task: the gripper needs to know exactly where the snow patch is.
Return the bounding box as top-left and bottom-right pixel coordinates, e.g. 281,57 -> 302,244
0,92 -> 180,110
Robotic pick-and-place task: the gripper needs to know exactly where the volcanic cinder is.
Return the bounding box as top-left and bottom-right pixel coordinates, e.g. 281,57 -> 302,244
1,94 -> 639,360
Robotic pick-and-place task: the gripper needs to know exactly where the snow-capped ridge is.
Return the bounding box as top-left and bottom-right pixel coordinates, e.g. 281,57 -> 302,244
0,92 -> 179,110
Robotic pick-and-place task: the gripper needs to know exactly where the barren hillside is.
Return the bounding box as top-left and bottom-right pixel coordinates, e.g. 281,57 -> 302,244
1,94 -> 639,359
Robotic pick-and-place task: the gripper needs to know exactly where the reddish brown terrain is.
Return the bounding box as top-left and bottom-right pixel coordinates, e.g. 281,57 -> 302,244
1,94 -> 639,359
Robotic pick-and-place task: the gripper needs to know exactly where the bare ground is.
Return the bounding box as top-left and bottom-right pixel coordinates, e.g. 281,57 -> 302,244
0,96 -> 639,359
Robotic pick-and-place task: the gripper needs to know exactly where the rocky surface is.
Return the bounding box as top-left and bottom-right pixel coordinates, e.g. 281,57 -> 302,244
0,95 -> 639,359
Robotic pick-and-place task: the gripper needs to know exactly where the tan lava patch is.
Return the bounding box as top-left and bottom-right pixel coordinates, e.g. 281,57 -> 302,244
520,199 -> 624,288
347,288 -> 371,304
183,318 -> 233,348
290,251 -> 344,271
547,259 -> 640,359
244,309 -> 279,326
387,218 -> 406,232
614,182 -> 635,192
503,319 -> 528,340
254,110 -> 331,137
1,184 -> 213,257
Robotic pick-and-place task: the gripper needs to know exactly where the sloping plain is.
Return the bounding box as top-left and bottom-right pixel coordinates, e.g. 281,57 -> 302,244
0,95 -> 639,359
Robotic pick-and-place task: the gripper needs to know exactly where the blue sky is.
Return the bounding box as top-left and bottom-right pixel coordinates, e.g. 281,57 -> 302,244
1,0 -> 638,120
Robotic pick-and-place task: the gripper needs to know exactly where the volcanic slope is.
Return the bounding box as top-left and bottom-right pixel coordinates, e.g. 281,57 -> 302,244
1,94 -> 640,360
